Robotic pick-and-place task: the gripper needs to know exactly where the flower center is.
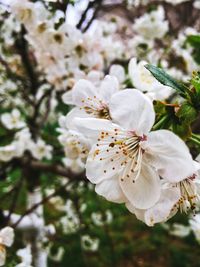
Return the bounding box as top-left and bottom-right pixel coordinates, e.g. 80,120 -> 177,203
81,96 -> 111,120
119,133 -> 146,183
177,174 -> 199,213
95,129 -> 147,183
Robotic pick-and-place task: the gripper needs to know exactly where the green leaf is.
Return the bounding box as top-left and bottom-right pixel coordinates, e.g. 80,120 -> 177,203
191,71 -> 200,93
176,102 -> 198,125
186,35 -> 200,64
172,123 -> 191,140
186,35 -> 200,48
145,64 -> 188,96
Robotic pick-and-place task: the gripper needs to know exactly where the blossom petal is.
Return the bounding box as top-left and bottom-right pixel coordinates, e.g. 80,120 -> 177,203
144,186 -> 180,226
109,89 -> 155,134
119,163 -> 161,209
144,130 -> 194,182
109,64 -> 125,83
72,79 -> 100,107
0,227 -> 14,247
74,117 -> 121,140
86,144 -> 123,183
62,90 -> 74,105
95,177 -> 127,203
65,107 -> 92,130
126,202 -> 145,221
99,75 -> 119,103
128,58 -> 172,100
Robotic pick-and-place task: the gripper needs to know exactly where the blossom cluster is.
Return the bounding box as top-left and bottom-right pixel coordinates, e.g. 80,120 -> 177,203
60,59 -> 200,226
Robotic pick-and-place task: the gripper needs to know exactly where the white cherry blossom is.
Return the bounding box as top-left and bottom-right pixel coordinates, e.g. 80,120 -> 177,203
62,75 -> 120,128
29,139 -> 53,160
16,245 -> 33,267
0,227 -> 14,266
75,90 -> 194,210
128,58 -> 172,100
127,163 -> 200,226
1,109 -> 26,130
133,6 -> 169,40
81,235 -> 99,252
170,223 -> 190,237
0,141 -> 23,162
57,116 -> 91,172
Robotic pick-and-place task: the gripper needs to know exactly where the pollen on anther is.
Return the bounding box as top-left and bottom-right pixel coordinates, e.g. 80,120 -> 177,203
109,143 -> 115,147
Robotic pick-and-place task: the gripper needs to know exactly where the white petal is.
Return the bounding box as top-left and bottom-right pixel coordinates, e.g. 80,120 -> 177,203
109,89 -> 155,134
86,144 -> 123,183
95,177 -> 127,203
0,246 -> 6,266
119,163 -> 161,209
74,117 -> 121,140
1,114 -> 10,127
146,86 -> 172,101
99,75 -> 119,103
126,202 -> 145,221
109,64 -> 125,83
87,70 -> 103,83
128,58 -> 159,92
144,130 -> 194,182
144,186 -> 180,226
0,227 -> 14,247
62,90 -> 74,105
128,58 -> 173,99
12,109 -> 20,118
65,107 -> 91,130
72,79 -> 100,107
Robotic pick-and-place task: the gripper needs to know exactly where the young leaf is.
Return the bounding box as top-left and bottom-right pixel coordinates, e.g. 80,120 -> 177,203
187,35 -> 200,48
145,64 -> 188,96
191,72 -> 200,93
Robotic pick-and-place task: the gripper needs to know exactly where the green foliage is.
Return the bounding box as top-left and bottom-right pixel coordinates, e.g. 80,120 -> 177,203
186,35 -> 200,64
145,64 -> 188,97
176,102 -> 198,124
191,71 -> 200,93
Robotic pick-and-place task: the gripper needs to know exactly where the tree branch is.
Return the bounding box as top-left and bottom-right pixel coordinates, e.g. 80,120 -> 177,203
12,180 -> 70,228
24,159 -> 86,181
76,0 -> 97,30
15,27 -> 39,96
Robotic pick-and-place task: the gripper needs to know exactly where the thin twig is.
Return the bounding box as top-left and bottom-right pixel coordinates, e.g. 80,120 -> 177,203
82,0 -> 103,32
76,0 -> 96,30
15,27 -> 39,96
27,160 -> 86,181
12,180 -> 70,228
5,179 -> 23,224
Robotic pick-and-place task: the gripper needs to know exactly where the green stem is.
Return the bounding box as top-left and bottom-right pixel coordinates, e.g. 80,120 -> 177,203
189,136 -> 200,146
191,133 -> 200,141
152,115 -> 169,131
